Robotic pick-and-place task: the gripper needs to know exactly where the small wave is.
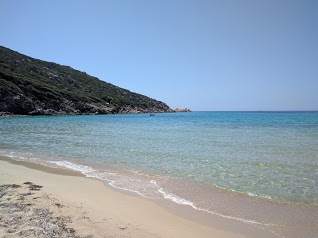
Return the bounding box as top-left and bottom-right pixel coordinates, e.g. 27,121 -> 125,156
153,181 -> 283,231
48,161 -> 162,198
159,188 -> 197,207
157,186 -> 284,237
213,183 -> 274,201
247,192 -> 272,200
0,151 -> 39,163
7,152 -> 27,160
151,180 -> 197,207
48,160 -> 96,175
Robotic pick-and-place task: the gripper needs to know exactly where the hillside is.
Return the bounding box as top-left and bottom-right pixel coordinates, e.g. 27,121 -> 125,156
0,46 -> 173,115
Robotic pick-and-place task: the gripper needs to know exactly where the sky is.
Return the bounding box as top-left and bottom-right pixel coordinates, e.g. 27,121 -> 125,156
1,0 -> 317,111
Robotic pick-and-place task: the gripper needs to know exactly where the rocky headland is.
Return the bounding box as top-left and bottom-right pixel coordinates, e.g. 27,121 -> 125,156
0,46 -> 189,116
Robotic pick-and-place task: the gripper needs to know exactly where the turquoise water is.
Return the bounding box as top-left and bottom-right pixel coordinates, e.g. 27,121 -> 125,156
1,112 -> 318,234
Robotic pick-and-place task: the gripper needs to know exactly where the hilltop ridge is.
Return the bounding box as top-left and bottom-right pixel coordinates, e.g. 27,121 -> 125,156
0,46 -> 175,115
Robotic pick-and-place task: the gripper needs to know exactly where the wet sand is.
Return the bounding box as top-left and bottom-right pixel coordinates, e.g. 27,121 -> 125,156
0,157 -> 282,238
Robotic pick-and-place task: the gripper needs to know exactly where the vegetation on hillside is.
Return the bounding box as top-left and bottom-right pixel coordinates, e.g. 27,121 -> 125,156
0,46 -> 172,115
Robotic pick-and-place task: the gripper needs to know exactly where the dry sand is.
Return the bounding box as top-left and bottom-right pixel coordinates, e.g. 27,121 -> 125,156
0,158 -> 276,238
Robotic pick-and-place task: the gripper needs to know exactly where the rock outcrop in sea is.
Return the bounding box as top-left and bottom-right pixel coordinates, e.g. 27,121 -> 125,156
174,108 -> 191,112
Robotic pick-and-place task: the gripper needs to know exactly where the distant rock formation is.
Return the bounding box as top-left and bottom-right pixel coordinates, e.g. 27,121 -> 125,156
174,108 -> 191,112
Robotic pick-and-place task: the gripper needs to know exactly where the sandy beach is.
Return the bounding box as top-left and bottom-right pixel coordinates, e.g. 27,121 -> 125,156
0,157 -> 280,238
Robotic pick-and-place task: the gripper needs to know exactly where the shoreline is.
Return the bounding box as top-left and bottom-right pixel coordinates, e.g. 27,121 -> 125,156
0,156 -> 83,177
2,155 -> 318,238
0,110 -> 191,117
0,156 -> 277,238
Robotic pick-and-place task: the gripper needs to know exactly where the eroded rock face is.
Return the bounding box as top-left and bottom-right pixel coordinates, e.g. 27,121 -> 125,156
0,93 -> 35,115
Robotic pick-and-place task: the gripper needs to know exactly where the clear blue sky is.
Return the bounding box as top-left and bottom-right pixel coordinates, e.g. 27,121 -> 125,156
1,0 -> 317,111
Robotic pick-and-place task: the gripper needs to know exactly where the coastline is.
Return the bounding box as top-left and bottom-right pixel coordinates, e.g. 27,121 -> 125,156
0,156 -> 276,238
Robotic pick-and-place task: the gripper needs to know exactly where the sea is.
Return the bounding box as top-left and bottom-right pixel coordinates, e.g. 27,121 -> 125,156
1,111 -> 318,237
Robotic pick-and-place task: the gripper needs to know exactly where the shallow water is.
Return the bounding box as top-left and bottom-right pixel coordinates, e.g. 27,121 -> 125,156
1,112 -> 318,237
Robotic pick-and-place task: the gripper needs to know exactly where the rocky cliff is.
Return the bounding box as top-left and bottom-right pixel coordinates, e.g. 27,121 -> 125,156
0,46 -> 174,115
